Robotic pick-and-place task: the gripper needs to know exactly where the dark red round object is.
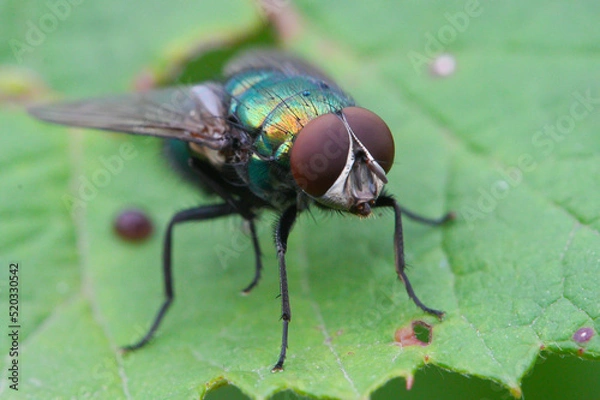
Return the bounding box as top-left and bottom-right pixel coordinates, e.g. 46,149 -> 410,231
114,208 -> 153,242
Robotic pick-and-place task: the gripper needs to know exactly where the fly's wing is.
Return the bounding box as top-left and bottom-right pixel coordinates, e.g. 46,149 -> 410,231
28,83 -> 230,150
224,49 -> 344,91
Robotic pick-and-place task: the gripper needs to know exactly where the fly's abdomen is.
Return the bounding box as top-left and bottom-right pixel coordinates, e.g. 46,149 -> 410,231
225,69 -> 354,202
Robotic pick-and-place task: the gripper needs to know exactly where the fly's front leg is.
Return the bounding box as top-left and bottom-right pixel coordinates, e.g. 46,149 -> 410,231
374,195 -> 449,319
272,205 -> 298,372
122,203 -> 237,352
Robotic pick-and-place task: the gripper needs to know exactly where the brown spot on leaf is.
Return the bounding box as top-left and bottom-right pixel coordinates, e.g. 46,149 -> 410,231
394,320 -> 433,347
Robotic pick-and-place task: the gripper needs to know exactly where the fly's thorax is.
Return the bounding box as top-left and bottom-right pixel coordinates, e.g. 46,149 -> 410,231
290,107 -> 395,216
225,70 -> 353,138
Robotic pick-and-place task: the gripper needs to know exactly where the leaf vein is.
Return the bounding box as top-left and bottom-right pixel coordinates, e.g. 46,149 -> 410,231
296,228 -> 360,396
71,133 -> 133,399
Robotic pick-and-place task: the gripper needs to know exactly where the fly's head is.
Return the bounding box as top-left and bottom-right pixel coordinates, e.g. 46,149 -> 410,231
290,107 -> 395,217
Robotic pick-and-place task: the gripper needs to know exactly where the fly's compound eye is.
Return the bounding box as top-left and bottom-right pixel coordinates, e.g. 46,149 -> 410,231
290,113 -> 350,197
342,107 -> 395,173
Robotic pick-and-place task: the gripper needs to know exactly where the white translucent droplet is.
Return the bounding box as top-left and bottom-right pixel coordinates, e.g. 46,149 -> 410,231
430,53 -> 456,77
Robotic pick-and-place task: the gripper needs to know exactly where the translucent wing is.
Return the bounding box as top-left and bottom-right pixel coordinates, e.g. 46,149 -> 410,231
28,83 -> 230,150
224,49 -> 343,91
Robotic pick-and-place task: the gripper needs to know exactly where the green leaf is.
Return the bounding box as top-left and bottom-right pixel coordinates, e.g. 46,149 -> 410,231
1,0 -> 599,399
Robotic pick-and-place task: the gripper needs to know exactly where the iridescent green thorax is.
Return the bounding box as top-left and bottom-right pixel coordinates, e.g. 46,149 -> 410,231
224,69 -> 354,202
